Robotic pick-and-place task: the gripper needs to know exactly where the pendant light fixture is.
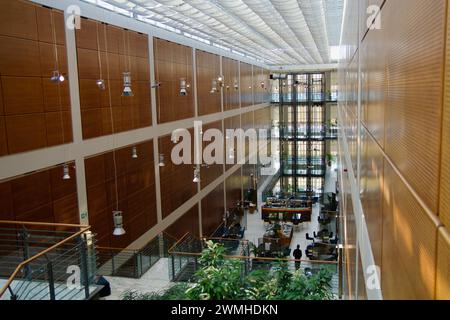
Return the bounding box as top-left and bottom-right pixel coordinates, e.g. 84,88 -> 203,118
180,78 -> 187,96
122,72 -> 133,97
51,70 -> 65,82
121,30 -> 133,97
193,167 -> 201,183
234,79 -> 239,90
158,154 -> 165,167
112,210 -> 126,236
102,23 -> 125,236
217,75 -> 224,87
95,24 -> 105,91
210,79 -> 218,93
62,164 -> 71,180
131,146 -> 138,159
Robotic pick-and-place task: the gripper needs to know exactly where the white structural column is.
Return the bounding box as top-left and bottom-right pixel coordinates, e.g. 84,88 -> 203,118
149,36 -> 163,224
64,9 -> 89,225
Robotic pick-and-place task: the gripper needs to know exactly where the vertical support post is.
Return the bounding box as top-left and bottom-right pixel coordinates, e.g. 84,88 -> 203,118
78,236 -> 90,299
20,227 -> 30,278
47,261 -> 56,300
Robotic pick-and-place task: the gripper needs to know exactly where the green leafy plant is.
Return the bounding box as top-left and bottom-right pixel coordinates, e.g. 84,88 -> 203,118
122,241 -> 334,301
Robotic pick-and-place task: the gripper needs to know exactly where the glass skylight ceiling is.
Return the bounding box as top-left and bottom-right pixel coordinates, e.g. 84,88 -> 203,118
82,0 -> 344,66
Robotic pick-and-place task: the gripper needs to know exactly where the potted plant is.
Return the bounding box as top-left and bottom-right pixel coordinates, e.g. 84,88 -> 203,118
326,154 -> 334,167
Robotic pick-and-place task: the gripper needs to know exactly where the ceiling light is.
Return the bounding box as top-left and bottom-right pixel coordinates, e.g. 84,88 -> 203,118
112,210 -> 126,236
122,72 -> 133,97
234,79 -> 239,90
131,146 -> 138,159
159,154 -> 165,167
62,164 -> 71,180
217,75 -> 224,87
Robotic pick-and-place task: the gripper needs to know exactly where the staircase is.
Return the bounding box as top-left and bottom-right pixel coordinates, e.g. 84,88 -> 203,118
0,221 -> 100,300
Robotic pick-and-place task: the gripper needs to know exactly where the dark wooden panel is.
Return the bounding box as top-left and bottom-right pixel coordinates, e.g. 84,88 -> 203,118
42,78 -> 70,112
0,182 -> 14,221
200,121 -> 224,189
35,6 -> 65,45
0,36 -> 41,77
159,131 -> 197,218
11,170 -> 52,216
196,50 -> 221,116
39,42 -> 68,77
224,115 -> 241,170
225,169 -> 241,210
5,114 -> 47,153
165,205 -> 199,240
154,38 -> 195,123
240,62 -> 253,107
223,57 -> 240,111
85,140 -> 157,248
0,0 -> 38,40
201,183 -> 224,237
77,48 -> 100,79
0,117 -> 7,156
2,76 -> 44,115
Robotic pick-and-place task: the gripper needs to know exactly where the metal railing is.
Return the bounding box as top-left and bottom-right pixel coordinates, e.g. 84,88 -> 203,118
96,232 -> 178,279
0,220 -> 97,300
167,233 -> 340,298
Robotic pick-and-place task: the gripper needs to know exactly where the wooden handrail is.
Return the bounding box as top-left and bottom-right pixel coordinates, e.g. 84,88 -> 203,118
96,246 -> 137,253
169,250 -> 338,265
0,223 -> 91,298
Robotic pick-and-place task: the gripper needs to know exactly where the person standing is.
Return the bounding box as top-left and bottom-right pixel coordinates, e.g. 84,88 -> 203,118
293,245 -> 302,270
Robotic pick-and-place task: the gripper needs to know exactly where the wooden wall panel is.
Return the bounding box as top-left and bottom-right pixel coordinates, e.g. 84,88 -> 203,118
85,140 -> 157,248
436,227 -> 450,300
384,0 -> 445,214
360,129 -> 384,268
381,161 -> 439,299
225,169 -> 242,210
343,180 -> 357,300
165,205 -> 199,240
200,121 -> 223,189
222,57 -> 239,111
0,162 -> 78,228
154,38 -> 194,123
440,0 -> 450,231
240,62 -> 253,107
159,130 -> 197,219
201,183 -> 224,237
196,50 -> 221,116
362,26 -> 386,147
76,19 -> 151,139
0,1 -> 72,155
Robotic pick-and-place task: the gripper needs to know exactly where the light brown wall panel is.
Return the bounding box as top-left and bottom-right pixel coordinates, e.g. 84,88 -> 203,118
436,227 -> 450,300
76,19 -> 151,139
384,0 -> 445,214
382,161 -> 439,299
201,183 -> 224,237
196,50 -> 221,116
361,26 -> 386,147
440,0 -> 450,231
154,38 -> 194,123
360,129 -> 384,268
223,57 -> 239,111
0,1 -> 72,155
